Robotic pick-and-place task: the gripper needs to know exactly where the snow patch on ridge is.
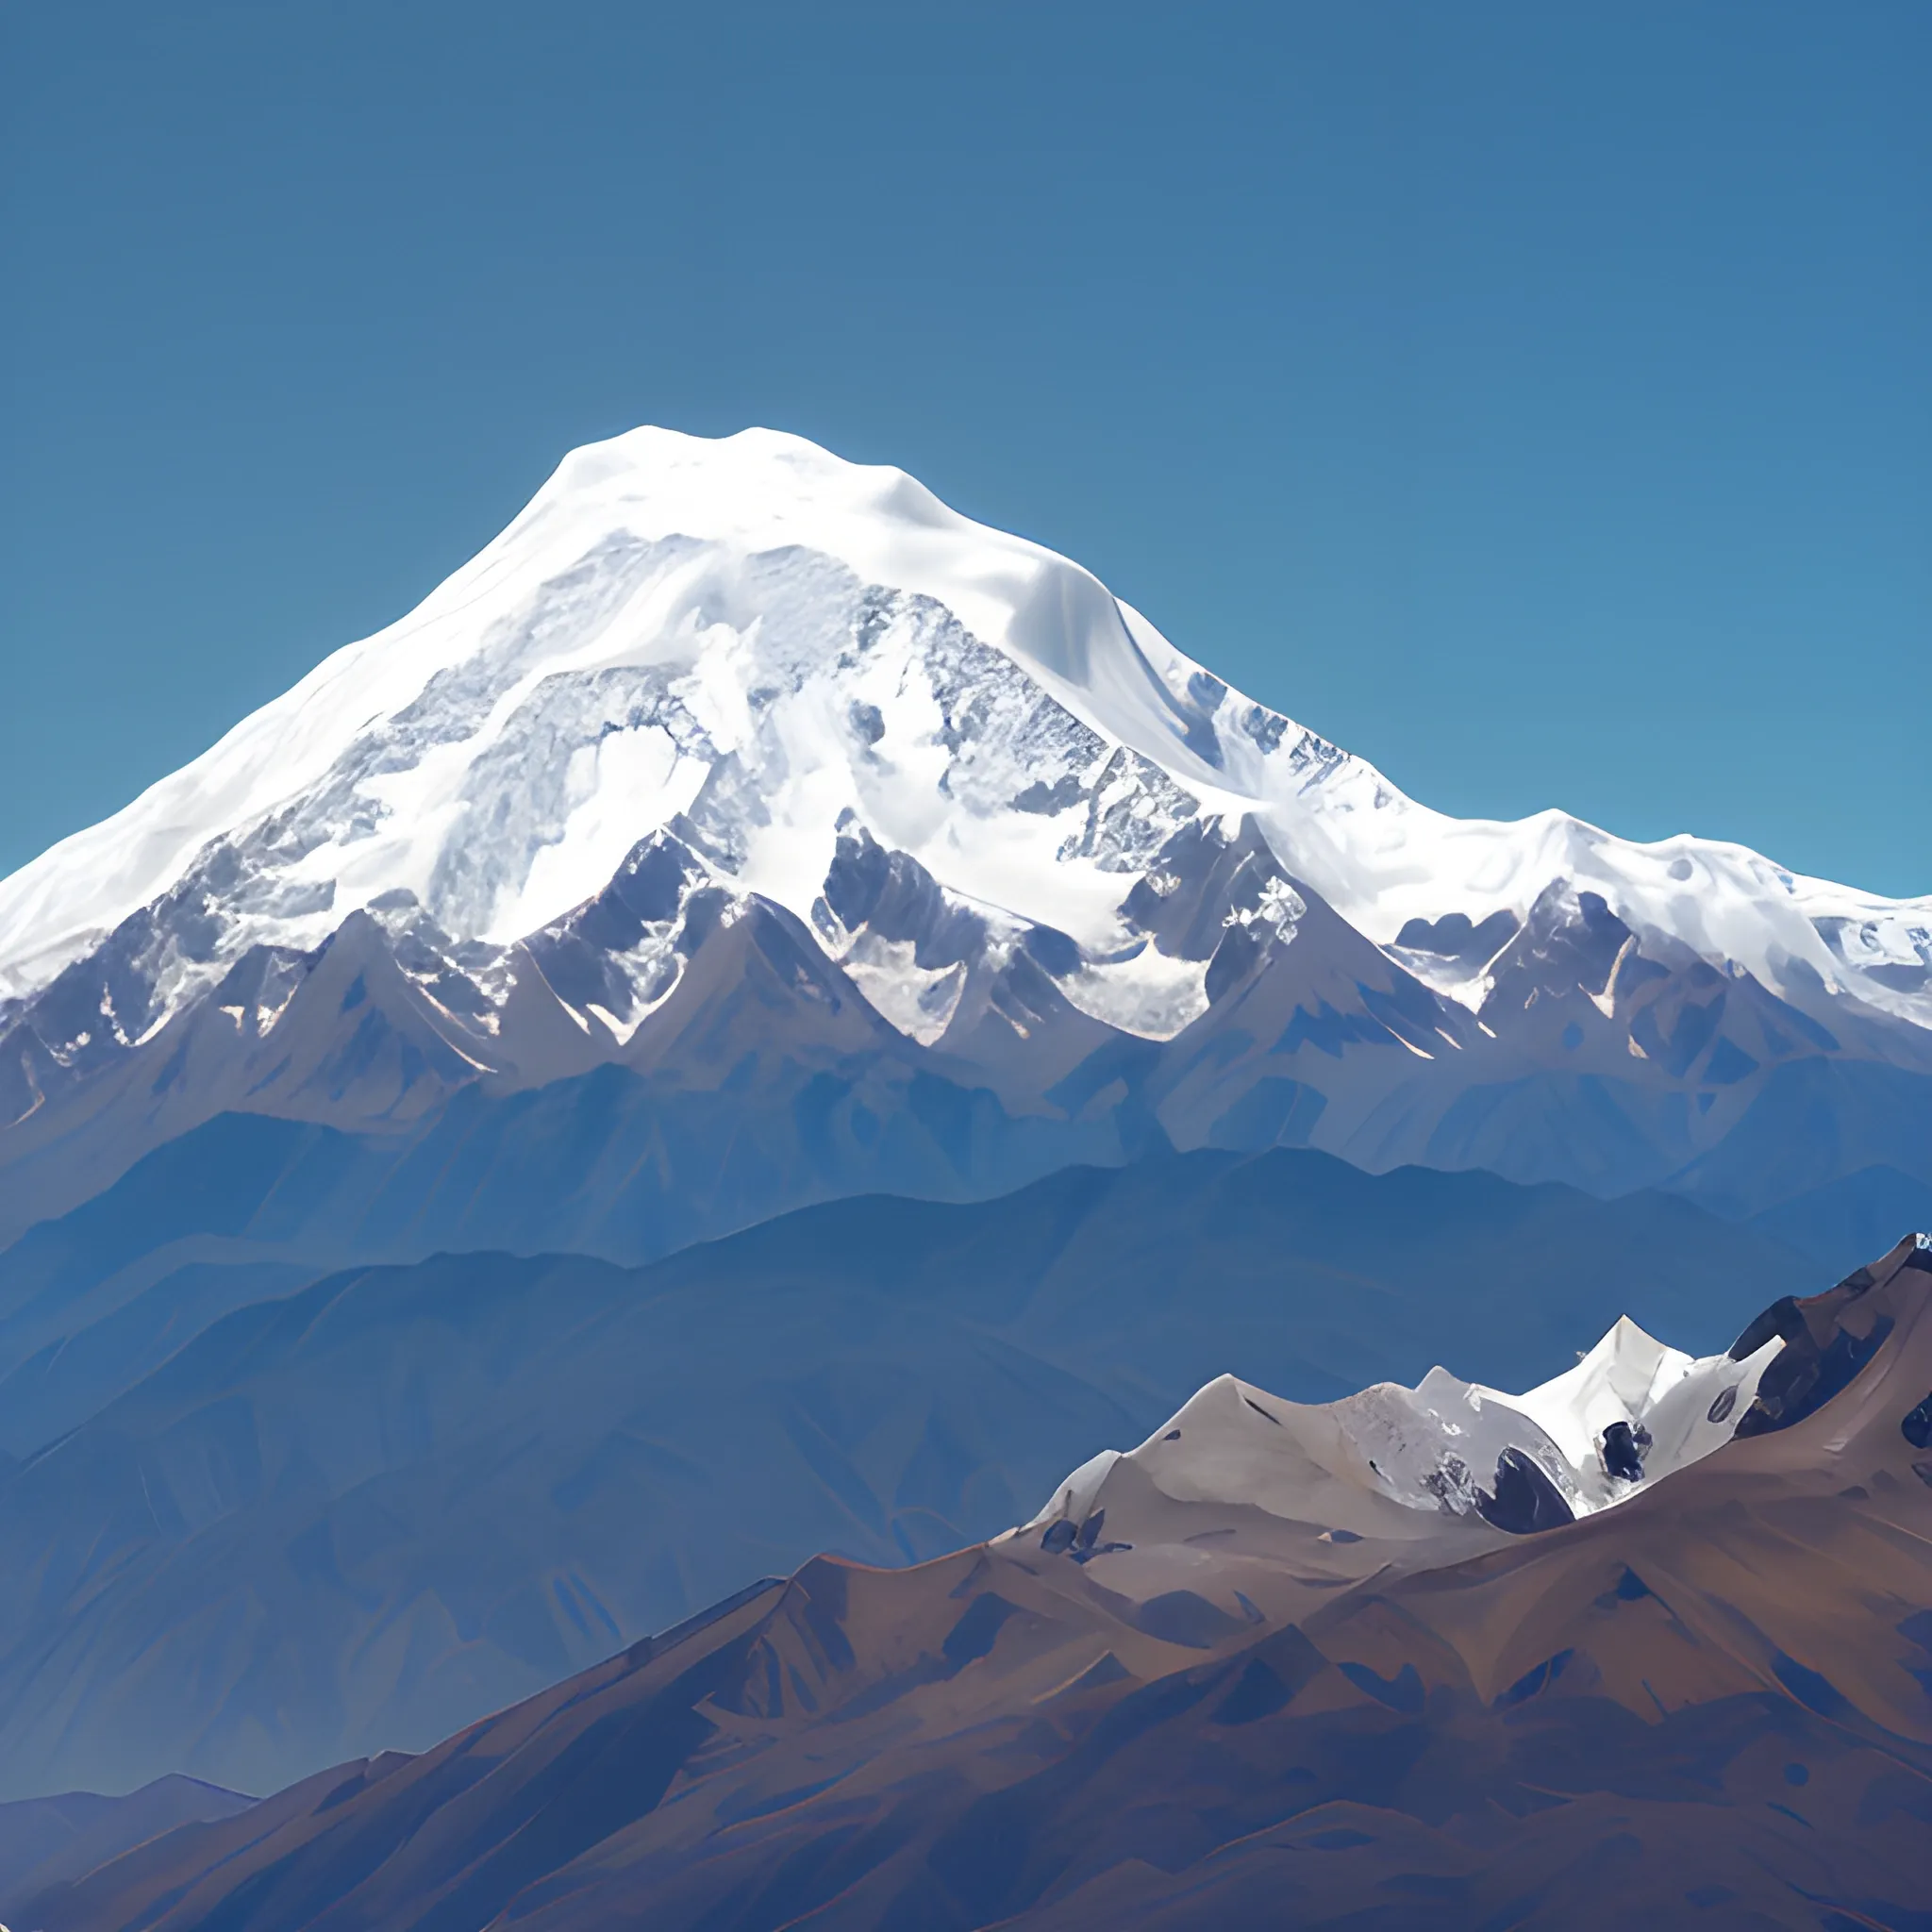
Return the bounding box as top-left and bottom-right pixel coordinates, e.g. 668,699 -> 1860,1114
1019,1312 -> 1785,1558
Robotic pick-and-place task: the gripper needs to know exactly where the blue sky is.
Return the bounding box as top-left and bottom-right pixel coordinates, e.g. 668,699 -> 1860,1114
4,1 -> 1926,893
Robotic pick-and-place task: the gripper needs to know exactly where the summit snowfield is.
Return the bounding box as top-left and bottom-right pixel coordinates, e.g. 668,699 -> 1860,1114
1,426 -> 1929,1257
3,426 -> 1927,1013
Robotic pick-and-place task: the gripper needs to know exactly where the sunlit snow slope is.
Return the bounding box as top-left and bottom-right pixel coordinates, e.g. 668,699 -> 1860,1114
3,426 -> 1926,1010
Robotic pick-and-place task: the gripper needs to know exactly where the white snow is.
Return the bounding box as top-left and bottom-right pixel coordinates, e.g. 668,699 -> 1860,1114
831,936 -> 966,1046
1467,1317 -> 1782,1512
1,425 -> 1926,1046
1058,945 -> 1213,1040
1019,1312 -> 1783,1550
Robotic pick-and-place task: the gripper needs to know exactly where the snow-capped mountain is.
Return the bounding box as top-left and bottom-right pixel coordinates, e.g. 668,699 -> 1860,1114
1,427 -> 1928,1250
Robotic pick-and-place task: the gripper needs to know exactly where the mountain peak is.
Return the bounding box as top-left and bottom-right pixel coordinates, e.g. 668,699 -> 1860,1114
0,426 -> 1277,1008
4,425 -> 1925,1026
1,429 -> 1928,1246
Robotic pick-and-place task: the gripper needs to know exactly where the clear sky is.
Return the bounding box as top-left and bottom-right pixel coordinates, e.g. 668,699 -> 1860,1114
4,2 -> 1926,895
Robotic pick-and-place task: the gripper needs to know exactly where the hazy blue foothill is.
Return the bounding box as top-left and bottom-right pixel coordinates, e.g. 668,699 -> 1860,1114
1,1046 -> 1916,1470
0,1776 -> 253,1907
0,1144 -> 1820,1800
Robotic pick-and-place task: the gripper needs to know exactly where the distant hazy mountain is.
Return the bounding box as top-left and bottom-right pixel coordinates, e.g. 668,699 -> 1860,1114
0,1148 -> 1819,1800
0,1774 -> 250,1911
24,1239 -> 1932,1931
1,428 -> 1928,1267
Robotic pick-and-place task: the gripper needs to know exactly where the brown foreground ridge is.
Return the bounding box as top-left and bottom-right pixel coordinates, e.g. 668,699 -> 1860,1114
16,1238 -> 1932,1932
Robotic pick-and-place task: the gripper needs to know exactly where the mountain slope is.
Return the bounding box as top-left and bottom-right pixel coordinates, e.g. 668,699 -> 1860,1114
25,1238 -> 1932,1932
0,1148 -> 1820,1800
0,1776 -> 252,1908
